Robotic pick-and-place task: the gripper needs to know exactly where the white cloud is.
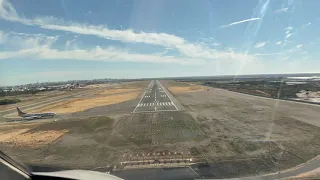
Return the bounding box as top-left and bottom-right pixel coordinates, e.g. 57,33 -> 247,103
301,22 -> 311,28
220,18 -> 261,28
285,33 -> 293,39
296,44 -> 303,48
254,52 -> 285,56
285,26 -> 293,30
65,37 -> 78,49
274,7 -> 289,13
254,42 -> 267,48
0,30 -> 199,64
0,46 -> 199,65
275,41 -> 282,45
213,43 -> 221,46
0,0 -> 258,64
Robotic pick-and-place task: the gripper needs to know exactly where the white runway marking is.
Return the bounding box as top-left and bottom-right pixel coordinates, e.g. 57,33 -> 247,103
132,82 -> 150,113
133,109 -> 178,113
133,80 -> 178,112
157,80 -> 178,110
138,102 -> 174,107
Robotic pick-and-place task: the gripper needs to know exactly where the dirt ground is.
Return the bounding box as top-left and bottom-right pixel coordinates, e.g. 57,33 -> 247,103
0,121 -> 67,147
98,88 -> 140,95
286,167 -> 320,179
163,80 -> 208,94
1,80 -> 320,178
172,82 -> 320,170
36,91 -> 140,114
0,116 -> 120,169
2,130 -> 68,147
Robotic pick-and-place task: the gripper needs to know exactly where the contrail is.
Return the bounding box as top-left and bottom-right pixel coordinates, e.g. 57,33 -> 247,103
220,18 -> 261,28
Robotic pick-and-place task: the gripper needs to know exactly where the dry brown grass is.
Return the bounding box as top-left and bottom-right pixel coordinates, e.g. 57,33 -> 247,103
119,81 -> 149,89
35,91 -> 140,113
283,167 -> 320,179
98,88 -> 140,95
0,121 -> 67,147
0,129 -> 30,142
1,130 -> 68,147
1,81 -> 147,115
84,84 -> 111,88
0,121 -> 46,142
166,81 -> 208,94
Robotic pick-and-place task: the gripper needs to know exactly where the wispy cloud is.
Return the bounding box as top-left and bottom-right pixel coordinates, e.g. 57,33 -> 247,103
254,52 -> 285,56
275,41 -> 282,45
0,0 -> 257,64
274,7 -> 289,13
296,44 -> 303,48
220,18 -> 261,28
0,30 -> 196,65
254,42 -> 267,48
285,26 -> 293,30
301,22 -> 311,28
285,33 -> 293,39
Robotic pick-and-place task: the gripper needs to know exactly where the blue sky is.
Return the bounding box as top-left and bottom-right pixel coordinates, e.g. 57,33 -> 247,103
0,0 -> 319,86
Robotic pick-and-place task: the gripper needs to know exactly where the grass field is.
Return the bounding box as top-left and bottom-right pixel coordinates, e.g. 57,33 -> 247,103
164,80 -> 208,94
1,80 -> 320,177
36,91 -> 140,113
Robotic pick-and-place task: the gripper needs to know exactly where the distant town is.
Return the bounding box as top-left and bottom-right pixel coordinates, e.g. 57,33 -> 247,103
0,78 -> 129,97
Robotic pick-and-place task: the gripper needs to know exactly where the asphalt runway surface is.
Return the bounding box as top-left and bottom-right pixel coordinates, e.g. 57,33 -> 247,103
133,80 -> 178,113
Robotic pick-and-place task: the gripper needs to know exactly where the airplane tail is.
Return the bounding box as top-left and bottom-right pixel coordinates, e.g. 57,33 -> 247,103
16,107 -> 26,116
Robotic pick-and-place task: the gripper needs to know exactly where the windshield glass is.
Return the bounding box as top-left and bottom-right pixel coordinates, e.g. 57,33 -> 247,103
1,0 -> 320,179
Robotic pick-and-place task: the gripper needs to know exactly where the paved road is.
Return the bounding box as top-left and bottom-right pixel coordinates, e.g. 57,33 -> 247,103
133,80 -> 178,113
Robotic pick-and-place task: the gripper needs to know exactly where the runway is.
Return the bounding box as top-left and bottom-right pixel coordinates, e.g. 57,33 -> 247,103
133,80 -> 178,113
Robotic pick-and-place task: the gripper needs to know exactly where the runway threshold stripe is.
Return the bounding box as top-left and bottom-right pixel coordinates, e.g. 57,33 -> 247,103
133,82 -> 151,113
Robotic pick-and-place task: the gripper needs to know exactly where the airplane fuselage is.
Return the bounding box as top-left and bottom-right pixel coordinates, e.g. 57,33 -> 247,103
20,112 -> 56,119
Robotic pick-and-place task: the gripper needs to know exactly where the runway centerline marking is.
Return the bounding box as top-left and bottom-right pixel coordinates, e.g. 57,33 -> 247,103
157,80 -> 178,110
133,80 -> 178,113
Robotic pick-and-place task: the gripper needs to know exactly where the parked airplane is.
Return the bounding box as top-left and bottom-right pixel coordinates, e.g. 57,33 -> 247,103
17,107 -> 56,120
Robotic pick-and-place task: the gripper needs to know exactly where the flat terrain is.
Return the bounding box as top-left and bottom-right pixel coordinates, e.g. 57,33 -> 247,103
0,80 -> 320,179
36,91 -> 140,114
0,81 -> 147,119
165,80 -> 208,94
133,80 -> 178,113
